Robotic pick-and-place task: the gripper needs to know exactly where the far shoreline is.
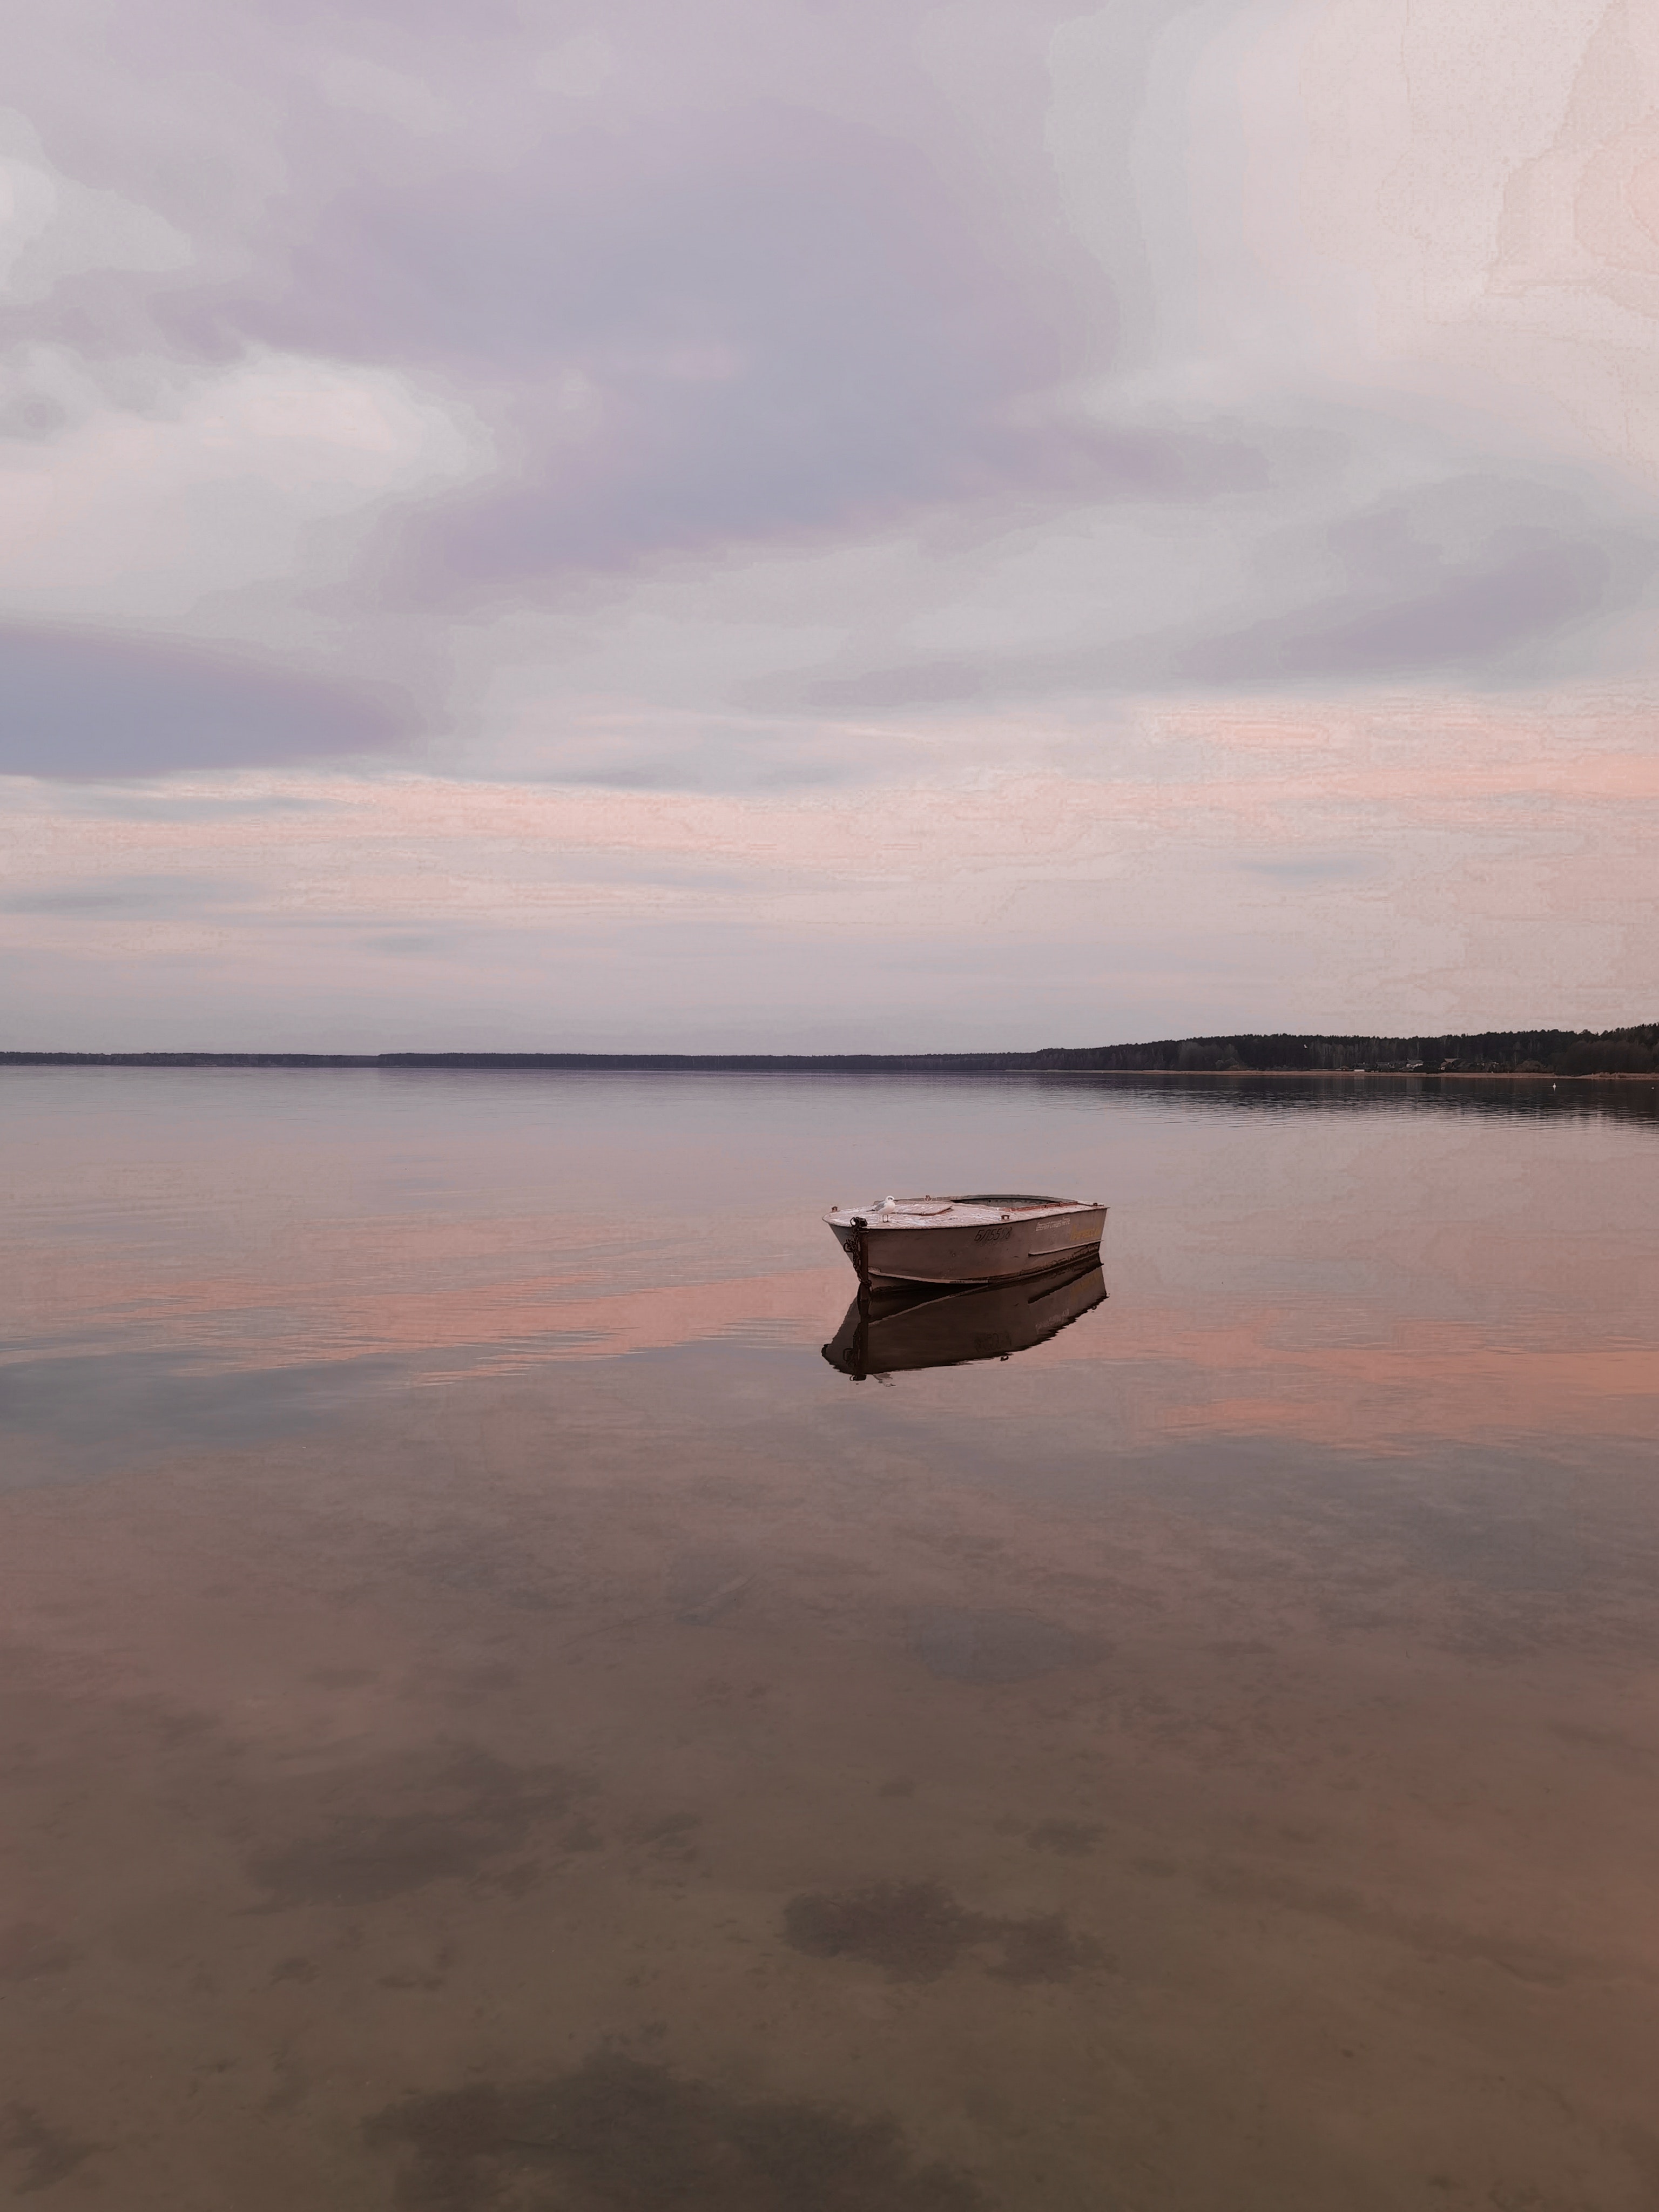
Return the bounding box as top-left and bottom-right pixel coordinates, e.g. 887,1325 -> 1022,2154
1,1053 -> 1655,1082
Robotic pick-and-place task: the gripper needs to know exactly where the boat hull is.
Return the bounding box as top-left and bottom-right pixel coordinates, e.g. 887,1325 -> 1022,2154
828,1204 -> 1105,1285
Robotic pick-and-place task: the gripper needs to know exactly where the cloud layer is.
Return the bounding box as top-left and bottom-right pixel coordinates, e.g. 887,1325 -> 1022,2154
0,625 -> 409,775
2,1 -> 1657,1036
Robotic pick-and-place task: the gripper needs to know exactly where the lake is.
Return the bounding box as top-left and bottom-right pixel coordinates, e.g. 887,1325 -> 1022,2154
3,1067 -> 1657,2210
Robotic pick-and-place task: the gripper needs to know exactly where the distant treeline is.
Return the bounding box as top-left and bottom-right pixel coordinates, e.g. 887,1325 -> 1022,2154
3,1023 -> 1656,1076
1041,1023 -> 1659,1077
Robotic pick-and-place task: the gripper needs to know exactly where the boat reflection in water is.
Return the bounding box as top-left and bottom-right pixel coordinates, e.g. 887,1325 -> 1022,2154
822,1252 -> 1107,1380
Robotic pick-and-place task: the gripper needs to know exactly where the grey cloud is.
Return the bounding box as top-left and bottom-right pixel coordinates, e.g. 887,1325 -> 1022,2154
239,103 -> 1111,591
2,872 -> 247,914
485,710 -> 926,792
544,853 -> 753,891
763,453 -> 1659,716
5,0 -> 1658,794
550,750 -> 878,794
1234,854 -> 1381,884
9,3 -> 1118,590
395,417 -> 1265,605
56,791 -> 329,819
782,657 -> 1004,716
359,932 -> 456,957
1177,475 -> 1658,687
0,626 -> 413,777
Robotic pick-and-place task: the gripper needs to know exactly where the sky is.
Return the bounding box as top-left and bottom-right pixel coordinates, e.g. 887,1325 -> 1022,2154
2,0 -> 1657,1050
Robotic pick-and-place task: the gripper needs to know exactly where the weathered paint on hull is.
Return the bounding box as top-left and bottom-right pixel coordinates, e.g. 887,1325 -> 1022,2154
828,1205 -> 1106,1285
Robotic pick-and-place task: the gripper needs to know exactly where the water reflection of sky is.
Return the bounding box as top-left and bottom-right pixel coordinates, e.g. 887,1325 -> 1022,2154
4,1069 -> 1656,1464
5,1070 -> 1659,2208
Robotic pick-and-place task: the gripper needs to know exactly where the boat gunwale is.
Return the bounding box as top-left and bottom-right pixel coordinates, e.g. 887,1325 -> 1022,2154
824,1194 -> 1105,1230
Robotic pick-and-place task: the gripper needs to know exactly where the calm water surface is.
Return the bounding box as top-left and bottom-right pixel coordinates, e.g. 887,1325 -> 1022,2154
2,1069 -> 1657,2209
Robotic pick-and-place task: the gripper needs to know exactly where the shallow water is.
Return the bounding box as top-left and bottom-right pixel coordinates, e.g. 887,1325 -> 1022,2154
2,1068 -> 1657,2209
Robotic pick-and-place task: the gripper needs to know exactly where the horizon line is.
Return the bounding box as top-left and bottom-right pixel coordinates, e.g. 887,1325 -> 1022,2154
2,1020 -> 1655,1077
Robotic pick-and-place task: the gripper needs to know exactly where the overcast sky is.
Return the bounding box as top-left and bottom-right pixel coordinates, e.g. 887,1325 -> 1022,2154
3,0 -> 1656,1048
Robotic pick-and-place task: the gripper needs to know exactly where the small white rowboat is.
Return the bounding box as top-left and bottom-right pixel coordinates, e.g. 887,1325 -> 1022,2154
825,1192 -> 1107,1286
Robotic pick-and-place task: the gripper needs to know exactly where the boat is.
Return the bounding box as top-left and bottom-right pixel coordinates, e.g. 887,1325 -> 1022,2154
824,1192 -> 1107,1286
823,1253 -> 1108,1379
